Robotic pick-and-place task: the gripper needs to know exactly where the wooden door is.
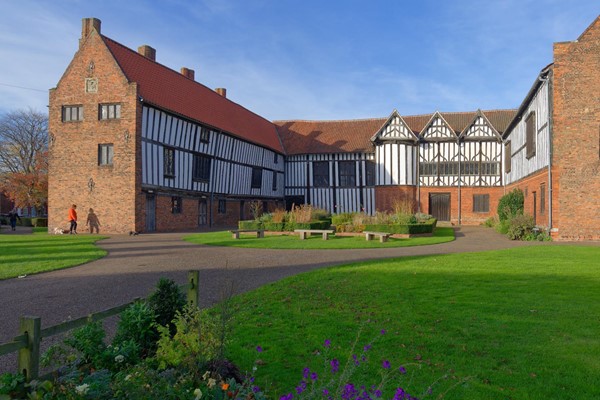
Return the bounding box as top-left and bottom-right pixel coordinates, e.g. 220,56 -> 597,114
198,199 -> 207,226
429,193 -> 451,222
145,194 -> 156,232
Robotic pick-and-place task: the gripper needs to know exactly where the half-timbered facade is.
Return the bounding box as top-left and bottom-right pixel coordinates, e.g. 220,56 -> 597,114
49,16 -> 599,239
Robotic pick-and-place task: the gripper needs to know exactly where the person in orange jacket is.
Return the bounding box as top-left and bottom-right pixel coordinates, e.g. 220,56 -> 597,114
68,204 -> 78,234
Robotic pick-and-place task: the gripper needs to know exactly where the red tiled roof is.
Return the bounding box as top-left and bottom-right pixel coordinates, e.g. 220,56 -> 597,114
274,118 -> 387,155
275,109 -> 516,155
102,36 -> 284,153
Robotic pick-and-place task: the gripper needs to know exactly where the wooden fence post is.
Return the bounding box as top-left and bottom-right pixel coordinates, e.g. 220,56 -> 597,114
17,316 -> 41,381
187,270 -> 199,308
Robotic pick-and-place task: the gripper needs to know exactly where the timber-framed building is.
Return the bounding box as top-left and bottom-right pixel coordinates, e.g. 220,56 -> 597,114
48,16 -> 600,240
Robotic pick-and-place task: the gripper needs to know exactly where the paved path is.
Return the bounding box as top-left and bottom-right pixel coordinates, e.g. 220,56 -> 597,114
0,226 -> 536,345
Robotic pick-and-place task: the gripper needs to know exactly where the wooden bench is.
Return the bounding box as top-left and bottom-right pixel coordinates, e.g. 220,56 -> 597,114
230,229 -> 265,239
364,231 -> 391,243
294,229 -> 335,240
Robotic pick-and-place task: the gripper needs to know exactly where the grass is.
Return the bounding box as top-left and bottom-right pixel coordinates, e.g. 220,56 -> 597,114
184,227 -> 454,249
222,245 -> 600,399
0,232 -> 107,280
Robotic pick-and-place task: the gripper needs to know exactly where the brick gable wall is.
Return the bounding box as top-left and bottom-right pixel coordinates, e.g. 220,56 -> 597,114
48,30 -> 140,234
552,17 -> 600,240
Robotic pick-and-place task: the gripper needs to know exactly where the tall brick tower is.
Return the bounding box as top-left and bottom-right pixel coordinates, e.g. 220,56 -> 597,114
48,18 -> 142,233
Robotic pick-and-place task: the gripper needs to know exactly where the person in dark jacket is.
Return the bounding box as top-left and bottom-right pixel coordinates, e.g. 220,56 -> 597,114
8,208 -> 21,231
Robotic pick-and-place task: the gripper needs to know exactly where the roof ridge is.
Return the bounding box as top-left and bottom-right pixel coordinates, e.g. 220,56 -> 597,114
273,117 -> 387,123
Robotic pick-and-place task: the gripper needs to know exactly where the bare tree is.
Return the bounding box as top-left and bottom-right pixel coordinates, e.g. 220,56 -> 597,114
0,109 -> 48,210
0,108 -> 48,174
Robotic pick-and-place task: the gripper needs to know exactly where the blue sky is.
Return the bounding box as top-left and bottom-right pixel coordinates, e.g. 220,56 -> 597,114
0,1 -> 597,120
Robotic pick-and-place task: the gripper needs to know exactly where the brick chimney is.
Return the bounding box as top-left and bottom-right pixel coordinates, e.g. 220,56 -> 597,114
80,18 -> 101,48
138,45 -> 156,61
215,88 -> 227,98
180,67 -> 195,81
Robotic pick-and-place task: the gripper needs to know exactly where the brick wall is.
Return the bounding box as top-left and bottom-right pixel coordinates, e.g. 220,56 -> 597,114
552,16 -> 600,240
505,169 -> 553,229
374,186 -> 417,213
48,26 -> 139,234
154,195 -> 199,231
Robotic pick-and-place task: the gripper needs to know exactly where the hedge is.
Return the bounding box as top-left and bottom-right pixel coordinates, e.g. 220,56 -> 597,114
364,218 -> 437,234
239,220 -> 332,231
238,220 -> 262,230
31,217 -> 48,227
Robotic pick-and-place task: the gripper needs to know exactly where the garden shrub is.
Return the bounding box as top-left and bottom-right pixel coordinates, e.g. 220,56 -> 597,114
332,212 -> 354,225
263,222 -> 284,231
64,320 -> 108,367
31,217 -> 48,227
155,306 -> 220,370
18,217 -> 33,227
147,278 -> 186,336
497,189 -> 524,222
238,220 -> 262,230
364,218 -> 437,234
113,301 -> 158,357
506,214 -> 535,240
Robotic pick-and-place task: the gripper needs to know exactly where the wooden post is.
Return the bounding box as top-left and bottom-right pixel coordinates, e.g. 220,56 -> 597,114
17,316 -> 41,381
187,270 -> 199,308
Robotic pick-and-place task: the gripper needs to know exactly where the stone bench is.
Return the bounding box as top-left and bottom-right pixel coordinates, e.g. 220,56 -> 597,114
294,229 -> 335,240
364,231 -> 391,243
230,229 -> 265,239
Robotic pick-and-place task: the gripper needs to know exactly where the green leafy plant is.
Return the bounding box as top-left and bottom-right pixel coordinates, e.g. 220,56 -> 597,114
506,213 -> 535,240
113,301 -> 158,357
155,306 -> 220,370
64,320 -> 108,368
497,188 -> 524,222
147,278 -> 186,336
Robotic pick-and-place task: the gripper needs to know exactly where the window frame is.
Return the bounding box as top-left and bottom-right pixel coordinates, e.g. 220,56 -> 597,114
365,160 -> 376,186
338,161 -> 356,187
163,147 -> 175,178
525,111 -> 536,159
98,143 -> 114,166
272,170 -> 278,191
540,183 -> 546,215
312,161 -> 329,187
62,105 -> 83,122
473,194 -> 490,213
171,196 -> 182,214
504,141 -> 512,173
199,126 -> 210,143
192,153 -> 211,182
218,199 -> 226,214
99,103 -> 121,120
251,167 -> 262,189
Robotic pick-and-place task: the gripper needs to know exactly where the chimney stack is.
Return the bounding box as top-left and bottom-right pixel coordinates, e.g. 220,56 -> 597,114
215,88 -> 227,98
180,67 -> 195,81
80,18 -> 101,48
138,45 -> 156,61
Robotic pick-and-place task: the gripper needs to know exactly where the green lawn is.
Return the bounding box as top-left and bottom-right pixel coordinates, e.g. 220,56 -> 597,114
223,245 -> 600,399
0,233 -> 107,279
184,227 -> 454,249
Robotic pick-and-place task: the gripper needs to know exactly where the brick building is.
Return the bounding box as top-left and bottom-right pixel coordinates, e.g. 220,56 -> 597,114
48,16 -> 599,240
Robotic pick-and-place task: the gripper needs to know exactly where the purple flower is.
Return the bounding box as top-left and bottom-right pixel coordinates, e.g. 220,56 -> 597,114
322,388 -> 329,396
330,358 -> 340,374
382,360 -> 391,369
256,345 -> 263,353
380,329 -> 386,335
280,395 -> 293,400
363,343 -> 372,352
341,383 -> 358,399
253,386 -> 260,393
324,339 -> 331,348
311,372 -> 318,381
398,365 -> 407,374
374,389 -> 382,398
303,367 -> 310,379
